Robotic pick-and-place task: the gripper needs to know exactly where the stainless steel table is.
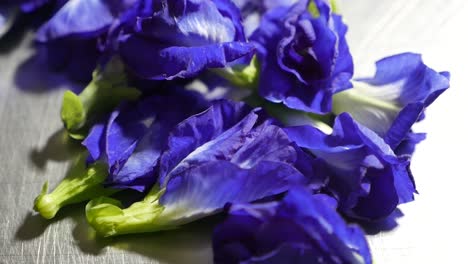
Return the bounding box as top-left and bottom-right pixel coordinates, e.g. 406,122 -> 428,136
1,0 -> 467,263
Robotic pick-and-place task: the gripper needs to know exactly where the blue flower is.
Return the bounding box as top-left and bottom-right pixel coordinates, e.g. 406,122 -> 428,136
251,0 -> 353,114
157,100 -> 311,210
285,113 -> 414,220
83,88 -> 208,191
33,0 -> 136,81
332,53 -> 450,149
85,100 -> 316,236
213,187 -> 371,264
117,0 -> 255,80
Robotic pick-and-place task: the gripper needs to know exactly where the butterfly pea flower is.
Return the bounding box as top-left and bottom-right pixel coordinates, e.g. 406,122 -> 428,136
285,113 -> 414,220
85,100 -> 314,237
332,53 -> 450,149
35,88 -> 207,219
117,0 -> 255,80
33,0 -> 137,81
83,88 -> 208,191
213,186 -> 371,264
251,0 -> 353,114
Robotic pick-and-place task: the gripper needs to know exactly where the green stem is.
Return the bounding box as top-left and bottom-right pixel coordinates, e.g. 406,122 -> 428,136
211,56 -> 259,89
61,58 -> 141,140
34,154 -> 116,219
86,186 -> 176,237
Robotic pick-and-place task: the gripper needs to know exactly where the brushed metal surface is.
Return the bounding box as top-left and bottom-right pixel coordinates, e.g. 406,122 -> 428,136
1,1 -> 467,263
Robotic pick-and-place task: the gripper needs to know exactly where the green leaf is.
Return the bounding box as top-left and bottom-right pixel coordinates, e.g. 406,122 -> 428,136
86,186 -> 174,237
34,153 -> 117,219
61,58 -> 141,140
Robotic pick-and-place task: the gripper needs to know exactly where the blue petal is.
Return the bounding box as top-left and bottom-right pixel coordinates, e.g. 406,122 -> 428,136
43,37 -> 101,82
82,121 -> 106,163
36,0 -> 115,42
83,89 -> 208,191
251,0 -> 353,114
333,53 -> 450,148
120,36 -> 254,80
118,0 -> 254,80
212,0 -> 248,41
0,4 -> 16,38
213,187 -> 372,264
285,113 -> 414,220
394,132 -> 426,158
155,100 -> 313,223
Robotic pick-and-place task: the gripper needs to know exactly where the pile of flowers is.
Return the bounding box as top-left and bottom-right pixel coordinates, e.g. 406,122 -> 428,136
2,0 -> 450,263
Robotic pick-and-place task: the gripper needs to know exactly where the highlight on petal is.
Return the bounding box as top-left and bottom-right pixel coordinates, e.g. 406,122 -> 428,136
332,53 -> 450,148
86,100 -> 316,237
213,187 -> 372,264
285,113 -> 415,220
36,0 -> 115,42
118,0 -> 254,80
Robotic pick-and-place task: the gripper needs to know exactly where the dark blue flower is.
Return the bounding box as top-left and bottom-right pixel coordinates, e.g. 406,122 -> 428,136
117,0 -> 255,80
82,88 -> 208,191
85,100 -> 316,236
285,113 -> 414,220
213,186 -> 371,264
33,0 -> 136,81
332,53 -> 450,149
251,0 -> 353,114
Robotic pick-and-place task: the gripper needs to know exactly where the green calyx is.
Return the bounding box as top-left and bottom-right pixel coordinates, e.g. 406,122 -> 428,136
61,58 -> 141,140
213,56 -> 259,89
34,154 -> 115,219
86,186 -> 176,237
